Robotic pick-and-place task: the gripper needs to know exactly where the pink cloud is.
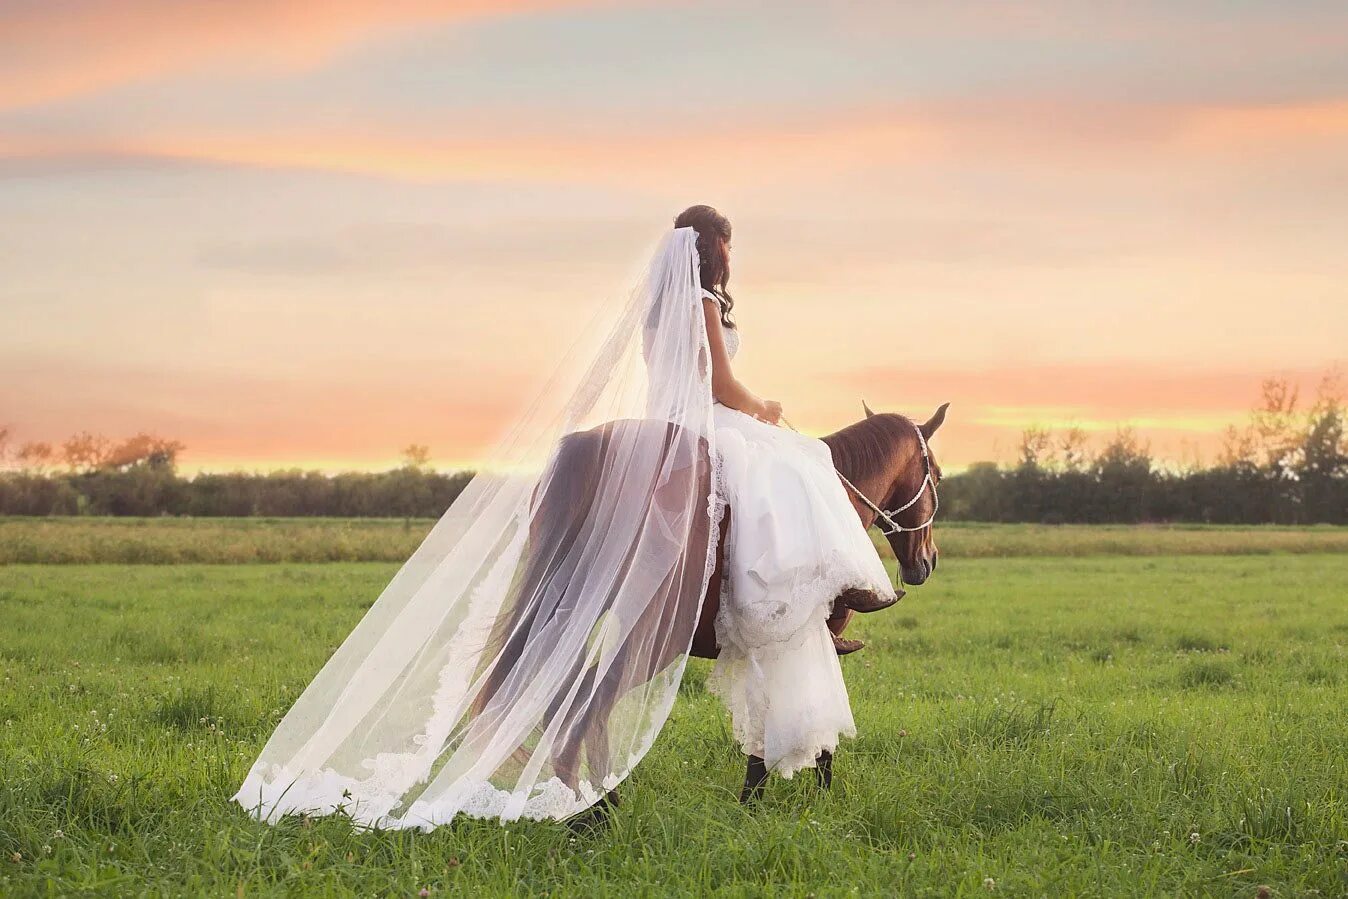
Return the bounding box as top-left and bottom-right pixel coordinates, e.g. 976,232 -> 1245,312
0,0 -> 605,111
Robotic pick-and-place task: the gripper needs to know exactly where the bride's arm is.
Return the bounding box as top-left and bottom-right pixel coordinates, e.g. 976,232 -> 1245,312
701,298 -> 781,423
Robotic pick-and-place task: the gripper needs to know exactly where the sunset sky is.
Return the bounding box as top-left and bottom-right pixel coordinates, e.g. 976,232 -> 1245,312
3,1 -> 1346,473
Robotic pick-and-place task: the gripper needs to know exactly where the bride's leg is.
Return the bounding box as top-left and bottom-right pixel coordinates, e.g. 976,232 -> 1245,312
836,586 -> 903,614
827,607 -> 866,654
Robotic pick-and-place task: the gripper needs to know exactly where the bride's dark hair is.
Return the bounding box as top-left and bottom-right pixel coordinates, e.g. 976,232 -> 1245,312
674,204 -> 734,328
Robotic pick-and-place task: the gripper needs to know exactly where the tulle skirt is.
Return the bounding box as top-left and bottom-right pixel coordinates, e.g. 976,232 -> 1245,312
707,405 -> 895,777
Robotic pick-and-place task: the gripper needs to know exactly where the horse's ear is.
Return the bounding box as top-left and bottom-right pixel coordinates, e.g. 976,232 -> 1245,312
862,399 -> 876,419
920,402 -> 950,439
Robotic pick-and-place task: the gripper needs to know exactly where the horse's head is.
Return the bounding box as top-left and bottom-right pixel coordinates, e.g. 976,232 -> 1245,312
860,400 -> 948,586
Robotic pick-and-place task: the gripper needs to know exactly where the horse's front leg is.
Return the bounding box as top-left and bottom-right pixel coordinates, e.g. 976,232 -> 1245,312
740,755 -> 768,804
815,749 -> 833,790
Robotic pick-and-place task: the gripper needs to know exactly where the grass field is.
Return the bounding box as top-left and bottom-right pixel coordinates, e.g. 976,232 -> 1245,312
2,533 -> 1346,896
5,516 -> 1348,564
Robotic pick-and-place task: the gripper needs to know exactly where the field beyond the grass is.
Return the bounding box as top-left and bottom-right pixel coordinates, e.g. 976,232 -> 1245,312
1,546 -> 1346,896
4,516 -> 1348,564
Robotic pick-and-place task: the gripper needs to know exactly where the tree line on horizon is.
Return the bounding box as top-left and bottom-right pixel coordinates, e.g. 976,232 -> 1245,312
941,373 -> 1347,524
0,438 -> 470,519
1,374 -> 1344,524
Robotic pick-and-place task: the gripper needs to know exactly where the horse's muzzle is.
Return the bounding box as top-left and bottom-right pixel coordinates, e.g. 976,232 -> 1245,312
900,551 -> 937,586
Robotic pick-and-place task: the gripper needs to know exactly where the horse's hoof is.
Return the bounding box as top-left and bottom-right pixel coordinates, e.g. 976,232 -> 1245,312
565,789 -> 618,834
832,635 -> 865,655
837,588 -> 903,614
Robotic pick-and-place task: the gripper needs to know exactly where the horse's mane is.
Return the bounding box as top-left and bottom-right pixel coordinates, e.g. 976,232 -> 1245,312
821,413 -> 916,483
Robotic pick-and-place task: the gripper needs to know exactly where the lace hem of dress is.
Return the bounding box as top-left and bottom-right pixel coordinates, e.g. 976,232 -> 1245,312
712,547 -> 894,659
705,550 -> 885,775
764,724 -> 858,780
705,633 -> 859,777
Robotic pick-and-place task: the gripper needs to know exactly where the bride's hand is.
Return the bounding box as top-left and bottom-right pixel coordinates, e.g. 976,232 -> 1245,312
759,400 -> 783,425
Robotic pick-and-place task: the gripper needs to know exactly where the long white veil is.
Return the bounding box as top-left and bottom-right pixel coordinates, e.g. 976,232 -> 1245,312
234,227 -> 718,828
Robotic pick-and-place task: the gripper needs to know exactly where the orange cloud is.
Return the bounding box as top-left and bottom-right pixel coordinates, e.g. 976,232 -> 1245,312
838,361 -> 1333,418
781,361 -> 1337,469
0,351 -> 533,473
819,361 -> 1346,465
0,0 -> 603,111
1180,100 -> 1348,147
6,93 -> 1346,187
0,115 -> 946,186
4,352 -> 1340,473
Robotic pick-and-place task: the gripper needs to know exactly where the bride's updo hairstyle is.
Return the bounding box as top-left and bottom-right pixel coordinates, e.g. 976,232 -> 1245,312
674,204 -> 735,328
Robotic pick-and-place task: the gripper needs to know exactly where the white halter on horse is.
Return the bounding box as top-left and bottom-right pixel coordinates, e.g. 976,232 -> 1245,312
782,415 -> 939,535
843,420 -> 939,536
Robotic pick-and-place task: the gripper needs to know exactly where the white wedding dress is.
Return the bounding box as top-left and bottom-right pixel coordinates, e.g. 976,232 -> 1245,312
704,291 -> 896,776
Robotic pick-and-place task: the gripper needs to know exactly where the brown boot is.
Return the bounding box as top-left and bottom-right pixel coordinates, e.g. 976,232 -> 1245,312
832,634 -> 865,655
836,587 -> 904,614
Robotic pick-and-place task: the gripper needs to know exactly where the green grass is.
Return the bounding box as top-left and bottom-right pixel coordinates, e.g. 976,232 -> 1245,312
2,556 -> 1347,896
0,517 -> 429,564
5,517 -> 1348,564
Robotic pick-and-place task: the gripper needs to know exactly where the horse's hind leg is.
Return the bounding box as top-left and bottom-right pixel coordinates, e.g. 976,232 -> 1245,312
815,749 -> 833,790
565,677 -> 624,833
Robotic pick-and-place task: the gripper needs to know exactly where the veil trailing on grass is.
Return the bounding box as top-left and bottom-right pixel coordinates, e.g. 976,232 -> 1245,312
234,227 -> 718,829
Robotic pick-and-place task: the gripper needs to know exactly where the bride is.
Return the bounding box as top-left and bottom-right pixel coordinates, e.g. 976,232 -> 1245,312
674,205 -> 896,788
235,205 -> 895,829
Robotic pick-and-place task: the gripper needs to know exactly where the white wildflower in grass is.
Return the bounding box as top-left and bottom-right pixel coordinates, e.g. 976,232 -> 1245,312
983,877 -> 996,891
41,846 -> 51,856
53,831 -> 63,840
1189,832 -> 1200,845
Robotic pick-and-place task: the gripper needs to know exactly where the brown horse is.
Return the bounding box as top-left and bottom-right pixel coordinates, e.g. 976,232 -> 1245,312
469,402 -> 949,820
690,402 -> 948,801
690,401 -> 949,661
